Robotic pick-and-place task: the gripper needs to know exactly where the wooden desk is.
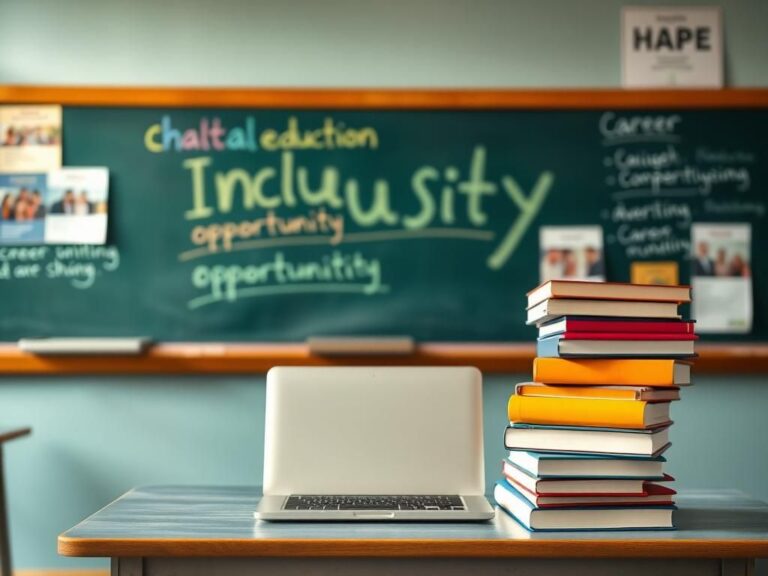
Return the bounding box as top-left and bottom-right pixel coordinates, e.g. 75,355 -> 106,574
59,486 -> 768,576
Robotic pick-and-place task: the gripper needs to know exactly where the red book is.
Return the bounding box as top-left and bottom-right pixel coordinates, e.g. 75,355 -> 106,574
508,480 -> 677,508
539,317 -> 695,339
557,332 -> 698,341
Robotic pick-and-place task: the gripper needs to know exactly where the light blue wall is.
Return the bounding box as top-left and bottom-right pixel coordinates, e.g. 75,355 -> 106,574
0,0 -> 767,570
1,0 -> 767,87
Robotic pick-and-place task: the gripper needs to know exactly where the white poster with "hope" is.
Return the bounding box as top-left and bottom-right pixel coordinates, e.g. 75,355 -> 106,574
622,6 -> 723,88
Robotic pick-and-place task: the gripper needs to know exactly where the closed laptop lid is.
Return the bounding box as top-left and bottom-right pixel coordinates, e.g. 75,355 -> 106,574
263,366 -> 485,495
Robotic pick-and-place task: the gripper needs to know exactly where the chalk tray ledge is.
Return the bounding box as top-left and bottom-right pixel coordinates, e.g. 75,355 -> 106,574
0,342 -> 765,374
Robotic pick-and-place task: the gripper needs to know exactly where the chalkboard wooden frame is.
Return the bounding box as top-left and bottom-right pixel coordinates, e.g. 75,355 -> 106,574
1,85 -> 767,374
1,86 -> 767,109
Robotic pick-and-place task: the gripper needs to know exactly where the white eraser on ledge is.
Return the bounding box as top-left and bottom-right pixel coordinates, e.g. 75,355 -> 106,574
18,337 -> 151,356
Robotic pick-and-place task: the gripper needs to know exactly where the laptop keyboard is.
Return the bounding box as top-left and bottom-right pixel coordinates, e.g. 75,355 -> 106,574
284,495 -> 466,511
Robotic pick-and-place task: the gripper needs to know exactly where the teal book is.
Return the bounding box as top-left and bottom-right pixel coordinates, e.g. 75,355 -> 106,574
494,480 -> 676,531
536,334 -> 696,358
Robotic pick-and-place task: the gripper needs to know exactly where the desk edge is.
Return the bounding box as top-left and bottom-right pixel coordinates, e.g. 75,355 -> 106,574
57,535 -> 768,558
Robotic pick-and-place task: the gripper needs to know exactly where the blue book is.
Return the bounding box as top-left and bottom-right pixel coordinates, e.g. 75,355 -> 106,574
493,479 -> 676,531
506,450 -> 668,479
536,333 -> 696,358
505,423 -> 671,457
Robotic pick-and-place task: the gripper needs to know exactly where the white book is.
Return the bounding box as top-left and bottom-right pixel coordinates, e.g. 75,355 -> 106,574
502,461 -> 648,495
507,450 -> 666,479
527,280 -> 691,309
540,338 -> 695,358
505,424 -> 670,457
527,298 -> 680,325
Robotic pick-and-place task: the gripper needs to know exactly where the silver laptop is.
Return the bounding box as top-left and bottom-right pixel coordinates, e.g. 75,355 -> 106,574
256,366 -> 494,521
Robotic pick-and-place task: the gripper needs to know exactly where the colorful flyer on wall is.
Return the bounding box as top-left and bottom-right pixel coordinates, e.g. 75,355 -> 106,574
0,106 -> 62,173
0,173 -> 47,244
539,226 -> 605,283
630,261 -> 679,286
691,223 -> 752,333
45,168 -> 109,244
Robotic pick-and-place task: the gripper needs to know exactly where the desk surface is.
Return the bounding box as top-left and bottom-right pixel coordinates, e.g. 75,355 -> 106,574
58,486 -> 768,559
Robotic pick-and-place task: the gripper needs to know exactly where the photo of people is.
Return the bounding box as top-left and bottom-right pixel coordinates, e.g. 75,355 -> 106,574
1,124 -> 61,147
0,174 -> 47,244
540,226 -> 605,283
0,187 -> 46,220
0,106 -> 62,173
691,223 -> 752,334
693,237 -> 751,278
48,187 -> 107,216
45,167 -> 109,244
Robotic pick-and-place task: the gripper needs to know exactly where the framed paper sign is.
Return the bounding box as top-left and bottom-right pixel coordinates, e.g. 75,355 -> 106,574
622,6 -> 723,88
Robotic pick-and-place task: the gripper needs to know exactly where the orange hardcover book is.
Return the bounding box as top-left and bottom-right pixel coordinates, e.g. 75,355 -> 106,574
532,358 -> 690,387
508,395 -> 671,430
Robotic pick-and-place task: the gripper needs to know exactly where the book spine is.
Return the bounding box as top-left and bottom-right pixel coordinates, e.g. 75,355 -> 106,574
536,335 -> 562,358
517,384 -> 637,400
558,332 -> 697,341
566,321 -> 694,334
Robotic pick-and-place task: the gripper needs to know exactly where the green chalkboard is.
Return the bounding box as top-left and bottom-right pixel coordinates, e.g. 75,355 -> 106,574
0,106 -> 765,341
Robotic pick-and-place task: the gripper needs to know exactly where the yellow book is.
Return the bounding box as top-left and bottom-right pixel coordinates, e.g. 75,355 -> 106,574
515,382 -> 680,402
507,394 -> 671,429
532,358 -> 690,387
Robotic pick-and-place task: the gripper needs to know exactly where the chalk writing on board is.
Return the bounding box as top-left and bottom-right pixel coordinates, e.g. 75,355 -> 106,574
598,111 -> 762,261
143,115 -> 379,154
704,200 -> 765,218
695,148 -> 755,164
609,165 -> 750,198
599,113 -> 682,146
614,224 -> 691,259
188,249 -> 385,310
177,145 -> 554,271
141,114 -> 556,310
181,214 -> 494,262
608,201 -> 692,224
0,245 -> 120,288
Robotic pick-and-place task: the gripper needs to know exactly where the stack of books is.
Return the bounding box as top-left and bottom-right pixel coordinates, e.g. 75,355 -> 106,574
495,280 -> 695,531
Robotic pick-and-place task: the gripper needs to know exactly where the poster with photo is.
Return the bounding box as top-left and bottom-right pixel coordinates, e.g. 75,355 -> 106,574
691,223 -> 752,333
0,106 -> 62,173
0,173 -> 47,244
45,168 -> 109,244
540,226 -> 605,283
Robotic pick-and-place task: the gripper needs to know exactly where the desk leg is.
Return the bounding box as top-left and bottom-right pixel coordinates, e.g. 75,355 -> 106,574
112,557 -> 143,576
0,446 -> 10,576
721,559 -> 754,576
